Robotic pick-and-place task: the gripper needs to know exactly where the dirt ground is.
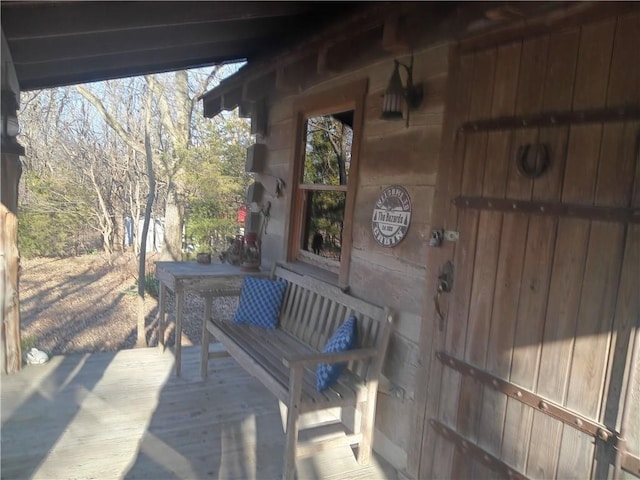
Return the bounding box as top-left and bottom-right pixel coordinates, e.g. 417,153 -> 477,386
19,253 -> 238,356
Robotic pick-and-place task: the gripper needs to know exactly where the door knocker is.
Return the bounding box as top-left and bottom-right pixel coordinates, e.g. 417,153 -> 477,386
516,143 -> 550,179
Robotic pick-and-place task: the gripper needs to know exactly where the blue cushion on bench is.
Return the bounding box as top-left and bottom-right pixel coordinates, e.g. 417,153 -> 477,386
233,276 -> 288,329
316,315 -> 358,392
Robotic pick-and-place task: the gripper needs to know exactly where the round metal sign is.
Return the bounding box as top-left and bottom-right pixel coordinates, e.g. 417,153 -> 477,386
371,185 -> 412,247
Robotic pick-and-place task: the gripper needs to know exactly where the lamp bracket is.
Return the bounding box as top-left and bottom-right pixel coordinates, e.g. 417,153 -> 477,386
396,56 -> 423,110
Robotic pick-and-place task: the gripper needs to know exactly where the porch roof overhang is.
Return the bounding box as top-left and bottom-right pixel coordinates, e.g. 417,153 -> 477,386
199,1 -> 634,119
0,1 -> 363,92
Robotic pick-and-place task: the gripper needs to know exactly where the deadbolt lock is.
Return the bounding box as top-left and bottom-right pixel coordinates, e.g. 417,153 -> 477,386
429,229 -> 459,247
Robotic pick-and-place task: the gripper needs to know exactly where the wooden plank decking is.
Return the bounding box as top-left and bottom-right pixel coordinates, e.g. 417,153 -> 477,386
1,346 -> 398,480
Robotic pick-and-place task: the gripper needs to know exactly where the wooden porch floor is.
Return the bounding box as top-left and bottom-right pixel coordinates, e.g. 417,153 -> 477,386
1,346 -> 398,479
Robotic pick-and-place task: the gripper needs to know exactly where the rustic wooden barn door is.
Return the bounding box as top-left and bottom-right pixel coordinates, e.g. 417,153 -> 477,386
413,12 -> 640,480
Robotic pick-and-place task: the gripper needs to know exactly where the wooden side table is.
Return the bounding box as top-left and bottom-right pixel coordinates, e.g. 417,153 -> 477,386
155,261 -> 266,376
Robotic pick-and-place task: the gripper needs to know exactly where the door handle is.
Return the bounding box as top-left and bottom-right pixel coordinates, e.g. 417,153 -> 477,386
434,261 -> 453,331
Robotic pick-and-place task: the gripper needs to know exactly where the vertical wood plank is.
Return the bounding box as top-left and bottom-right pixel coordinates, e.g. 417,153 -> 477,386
605,13 -> 640,107
448,47 -> 498,480
596,16 -> 640,478
502,217 -> 556,472
533,28 -> 580,202
532,18 -> 616,479
506,35 -> 549,199
470,43 -> 524,468
473,35 -> 548,479
607,225 -> 640,480
502,26 -> 580,473
411,46 -> 474,479
558,18 -> 617,480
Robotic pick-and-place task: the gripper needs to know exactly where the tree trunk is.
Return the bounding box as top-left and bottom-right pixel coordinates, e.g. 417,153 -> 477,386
161,184 -> 183,261
114,207 -> 124,252
137,126 -> 156,348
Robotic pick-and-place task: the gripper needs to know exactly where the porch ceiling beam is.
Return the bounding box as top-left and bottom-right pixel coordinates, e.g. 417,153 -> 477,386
459,1 -> 640,53
316,45 -> 338,75
238,101 -> 254,119
8,19 -> 283,65
221,86 -> 243,111
203,96 -> 222,119
14,43 -> 246,91
275,55 -> 318,93
316,26 -> 385,76
1,1 -> 316,41
242,72 -> 276,102
200,2 -> 409,102
382,16 -> 411,53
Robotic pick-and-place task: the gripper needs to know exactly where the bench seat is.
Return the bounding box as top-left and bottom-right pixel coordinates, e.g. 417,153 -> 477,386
210,319 -> 371,411
201,263 -> 393,480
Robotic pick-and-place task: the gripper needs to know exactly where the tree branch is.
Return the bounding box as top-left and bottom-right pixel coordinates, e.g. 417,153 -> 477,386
76,85 -> 146,156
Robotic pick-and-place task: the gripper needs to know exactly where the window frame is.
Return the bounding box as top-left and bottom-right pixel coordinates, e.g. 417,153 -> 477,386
285,79 -> 368,288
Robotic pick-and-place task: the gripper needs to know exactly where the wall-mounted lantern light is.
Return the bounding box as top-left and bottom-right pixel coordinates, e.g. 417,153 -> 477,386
381,56 -> 423,127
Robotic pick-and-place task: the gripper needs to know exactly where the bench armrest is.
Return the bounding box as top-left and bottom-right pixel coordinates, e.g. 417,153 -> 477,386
282,347 -> 378,368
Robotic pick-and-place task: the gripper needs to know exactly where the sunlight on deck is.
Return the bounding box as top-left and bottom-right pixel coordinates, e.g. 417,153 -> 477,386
1,346 -> 397,479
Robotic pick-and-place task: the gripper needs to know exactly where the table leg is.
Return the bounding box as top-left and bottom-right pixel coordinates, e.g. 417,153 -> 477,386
175,290 -> 184,376
158,283 -> 167,351
201,293 -> 213,378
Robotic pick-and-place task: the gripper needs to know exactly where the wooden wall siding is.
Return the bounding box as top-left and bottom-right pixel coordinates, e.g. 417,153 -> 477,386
252,41 -> 449,468
414,11 -> 640,480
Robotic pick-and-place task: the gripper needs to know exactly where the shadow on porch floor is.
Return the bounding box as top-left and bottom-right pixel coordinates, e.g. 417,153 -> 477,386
1,345 -> 398,479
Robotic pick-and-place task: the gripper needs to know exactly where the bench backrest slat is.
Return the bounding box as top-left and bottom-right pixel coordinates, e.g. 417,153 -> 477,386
272,263 -> 392,383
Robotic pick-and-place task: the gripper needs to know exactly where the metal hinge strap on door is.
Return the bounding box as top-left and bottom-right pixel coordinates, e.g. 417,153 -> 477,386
618,438 -> 640,478
452,196 -> 640,224
429,419 -> 530,480
458,105 -> 640,133
436,351 -> 617,442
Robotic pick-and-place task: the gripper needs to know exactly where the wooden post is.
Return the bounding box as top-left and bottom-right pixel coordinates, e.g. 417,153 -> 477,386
0,203 -> 21,374
283,364 -> 303,480
200,293 -> 212,378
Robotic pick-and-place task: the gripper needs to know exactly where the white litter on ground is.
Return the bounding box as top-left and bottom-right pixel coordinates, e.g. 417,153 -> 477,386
25,347 -> 49,365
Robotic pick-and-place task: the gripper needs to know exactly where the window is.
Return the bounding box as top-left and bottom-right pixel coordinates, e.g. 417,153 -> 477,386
288,80 -> 366,285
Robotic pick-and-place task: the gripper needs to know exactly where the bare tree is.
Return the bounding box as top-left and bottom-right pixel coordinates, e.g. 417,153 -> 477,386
136,93 -> 156,348
76,69 -> 221,261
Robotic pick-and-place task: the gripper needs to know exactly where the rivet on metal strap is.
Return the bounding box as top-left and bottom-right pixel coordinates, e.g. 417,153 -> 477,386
539,400 -> 548,411
597,429 -> 610,442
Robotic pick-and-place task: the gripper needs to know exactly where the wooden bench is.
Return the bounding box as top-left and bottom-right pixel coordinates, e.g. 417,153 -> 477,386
201,263 -> 393,480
